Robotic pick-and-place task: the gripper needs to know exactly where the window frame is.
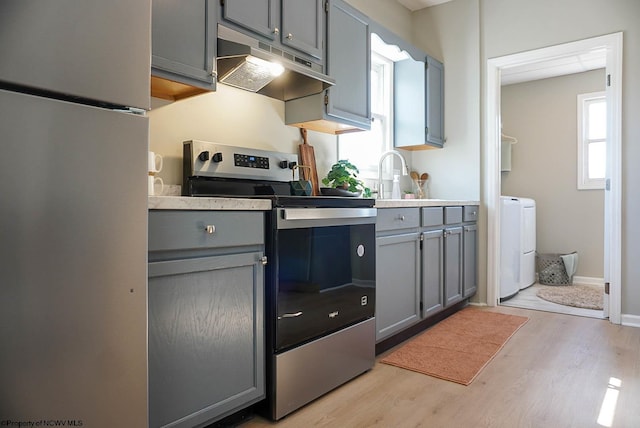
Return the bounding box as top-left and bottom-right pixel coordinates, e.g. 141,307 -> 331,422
577,91 -> 606,190
337,51 -> 394,182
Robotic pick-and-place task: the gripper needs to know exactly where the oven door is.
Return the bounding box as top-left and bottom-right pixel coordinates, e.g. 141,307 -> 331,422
274,208 -> 376,352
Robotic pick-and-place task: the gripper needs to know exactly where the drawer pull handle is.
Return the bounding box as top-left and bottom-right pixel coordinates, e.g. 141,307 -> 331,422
471,211 -> 477,216
279,311 -> 302,320
204,225 -> 216,234
398,215 -> 405,221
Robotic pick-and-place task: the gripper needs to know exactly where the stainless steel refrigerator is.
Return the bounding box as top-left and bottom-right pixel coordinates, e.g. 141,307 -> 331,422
0,2 -> 150,426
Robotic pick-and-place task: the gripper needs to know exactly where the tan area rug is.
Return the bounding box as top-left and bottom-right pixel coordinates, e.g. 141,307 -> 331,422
536,284 -> 604,310
380,308 -> 528,385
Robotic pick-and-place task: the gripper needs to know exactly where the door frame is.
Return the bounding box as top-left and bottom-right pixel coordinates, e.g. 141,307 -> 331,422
484,33 -> 623,324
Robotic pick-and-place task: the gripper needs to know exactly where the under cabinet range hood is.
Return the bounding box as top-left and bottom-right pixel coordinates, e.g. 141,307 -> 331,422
217,25 -> 334,101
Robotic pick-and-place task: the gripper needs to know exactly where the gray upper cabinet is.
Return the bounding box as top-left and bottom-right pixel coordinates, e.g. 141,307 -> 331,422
151,0 -> 217,101
426,54 -> 445,148
222,0 -> 278,41
220,0 -> 324,61
281,0 -> 324,60
285,0 -> 371,133
394,53 -> 445,149
325,0 -> 371,129
394,56 -> 426,148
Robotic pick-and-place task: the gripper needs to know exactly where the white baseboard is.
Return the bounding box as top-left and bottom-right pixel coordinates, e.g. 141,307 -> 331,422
621,314 -> 640,328
468,302 -> 488,307
573,276 -> 605,286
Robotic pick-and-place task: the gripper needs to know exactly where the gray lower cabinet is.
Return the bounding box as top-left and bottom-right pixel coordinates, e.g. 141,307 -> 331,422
148,210 -> 265,428
151,0 -> 217,100
421,206 -> 473,318
421,228 -> 444,317
375,208 -> 420,342
462,205 -> 479,298
376,205 -> 477,342
285,0 -> 371,133
443,225 -> 463,306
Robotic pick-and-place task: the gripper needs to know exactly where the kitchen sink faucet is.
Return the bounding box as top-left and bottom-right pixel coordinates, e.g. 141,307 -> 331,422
377,150 -> 409,199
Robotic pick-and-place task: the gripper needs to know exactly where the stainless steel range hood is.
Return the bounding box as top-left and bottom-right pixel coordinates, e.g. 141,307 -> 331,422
217,25 -> 334,102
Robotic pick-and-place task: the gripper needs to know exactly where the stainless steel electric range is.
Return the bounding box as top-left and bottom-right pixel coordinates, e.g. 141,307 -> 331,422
183,140 -> 376,420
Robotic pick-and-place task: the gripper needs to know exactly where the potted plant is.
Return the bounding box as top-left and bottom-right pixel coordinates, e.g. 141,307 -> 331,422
322,160 -> 371,197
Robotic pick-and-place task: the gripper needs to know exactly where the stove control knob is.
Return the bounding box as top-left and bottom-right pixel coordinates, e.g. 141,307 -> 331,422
198,151 -> 210,162
288,161 -> 297,170
212,152 -> 223,163
279,160 -> 290,169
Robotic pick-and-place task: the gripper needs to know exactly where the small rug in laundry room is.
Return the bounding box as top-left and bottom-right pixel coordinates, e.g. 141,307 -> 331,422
380,308 -> 528,385
536,284 -> 604,310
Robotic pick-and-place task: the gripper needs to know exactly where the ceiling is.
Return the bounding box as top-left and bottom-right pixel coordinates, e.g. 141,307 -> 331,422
501,49 -> 607,86
395,0 -> 451,11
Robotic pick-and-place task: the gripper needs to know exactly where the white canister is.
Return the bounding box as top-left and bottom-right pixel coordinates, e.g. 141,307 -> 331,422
148,176 -> 164,196
148,151 -> 163,174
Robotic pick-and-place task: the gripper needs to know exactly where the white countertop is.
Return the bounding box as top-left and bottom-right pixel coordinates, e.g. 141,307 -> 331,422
148,196 -> 272,211
374,199 -> 479,208
148,196 -> 479,211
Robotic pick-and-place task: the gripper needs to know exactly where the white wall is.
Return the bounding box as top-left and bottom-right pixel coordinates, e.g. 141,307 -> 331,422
410,0 -> 481,201
481,0 -> 640,316
149,85 -> 336,187
501,70 -> 605,279
411,0 -> 640,315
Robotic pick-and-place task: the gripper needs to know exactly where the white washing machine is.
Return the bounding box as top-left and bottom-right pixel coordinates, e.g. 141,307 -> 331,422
500,197 -> 521,300
500,196 -> 537,300
519,198 -> 536,289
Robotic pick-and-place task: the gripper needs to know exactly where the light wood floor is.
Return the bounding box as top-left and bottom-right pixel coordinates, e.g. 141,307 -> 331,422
500,283 -> 605,319
241,306 -> 640,428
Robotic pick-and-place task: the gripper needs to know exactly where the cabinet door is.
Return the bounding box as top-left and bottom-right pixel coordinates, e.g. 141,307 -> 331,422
148,252 -> 265,428
463,224 -> 478,298
422,229 -> 444,318
425,55 -> 444,147
152,0 -> 216,89
444,226 -> 463,306
375,233 -> 421,341
221,0 -> 278,40
325,0 -> 371,129
281,0 -> 324,59
394,57 -> 426,148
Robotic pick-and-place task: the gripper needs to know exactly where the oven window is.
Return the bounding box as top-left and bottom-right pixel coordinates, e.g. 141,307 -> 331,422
276,224 -> 375,351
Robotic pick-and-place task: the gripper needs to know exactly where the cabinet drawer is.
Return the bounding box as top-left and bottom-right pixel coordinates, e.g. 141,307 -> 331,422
463,205 -> 479,222
421,207 -> 443,227
149,210 -> 264,252
376,208 -> 420,232
444,206 -> 463,224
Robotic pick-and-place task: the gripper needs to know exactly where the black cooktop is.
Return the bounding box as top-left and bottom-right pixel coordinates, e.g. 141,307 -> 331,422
184,176 -> 375,208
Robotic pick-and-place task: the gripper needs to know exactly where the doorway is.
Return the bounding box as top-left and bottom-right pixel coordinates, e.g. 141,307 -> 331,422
485,33 -> 623,324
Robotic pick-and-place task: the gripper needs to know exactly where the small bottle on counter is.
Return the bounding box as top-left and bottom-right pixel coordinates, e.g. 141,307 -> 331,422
391,175 -> 401,199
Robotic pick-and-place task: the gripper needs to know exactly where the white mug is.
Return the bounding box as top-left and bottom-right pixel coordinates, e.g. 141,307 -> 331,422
148,176 -> 164,196
148,151 -> 163,174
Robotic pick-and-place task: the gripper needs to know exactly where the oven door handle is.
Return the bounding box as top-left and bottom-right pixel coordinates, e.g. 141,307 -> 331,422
280,208 -> 377,221
278,311 -> 303,320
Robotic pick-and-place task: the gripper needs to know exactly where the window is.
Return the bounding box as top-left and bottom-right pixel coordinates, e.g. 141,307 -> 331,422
577,92 -> 606,190
338,51 -> 394,184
